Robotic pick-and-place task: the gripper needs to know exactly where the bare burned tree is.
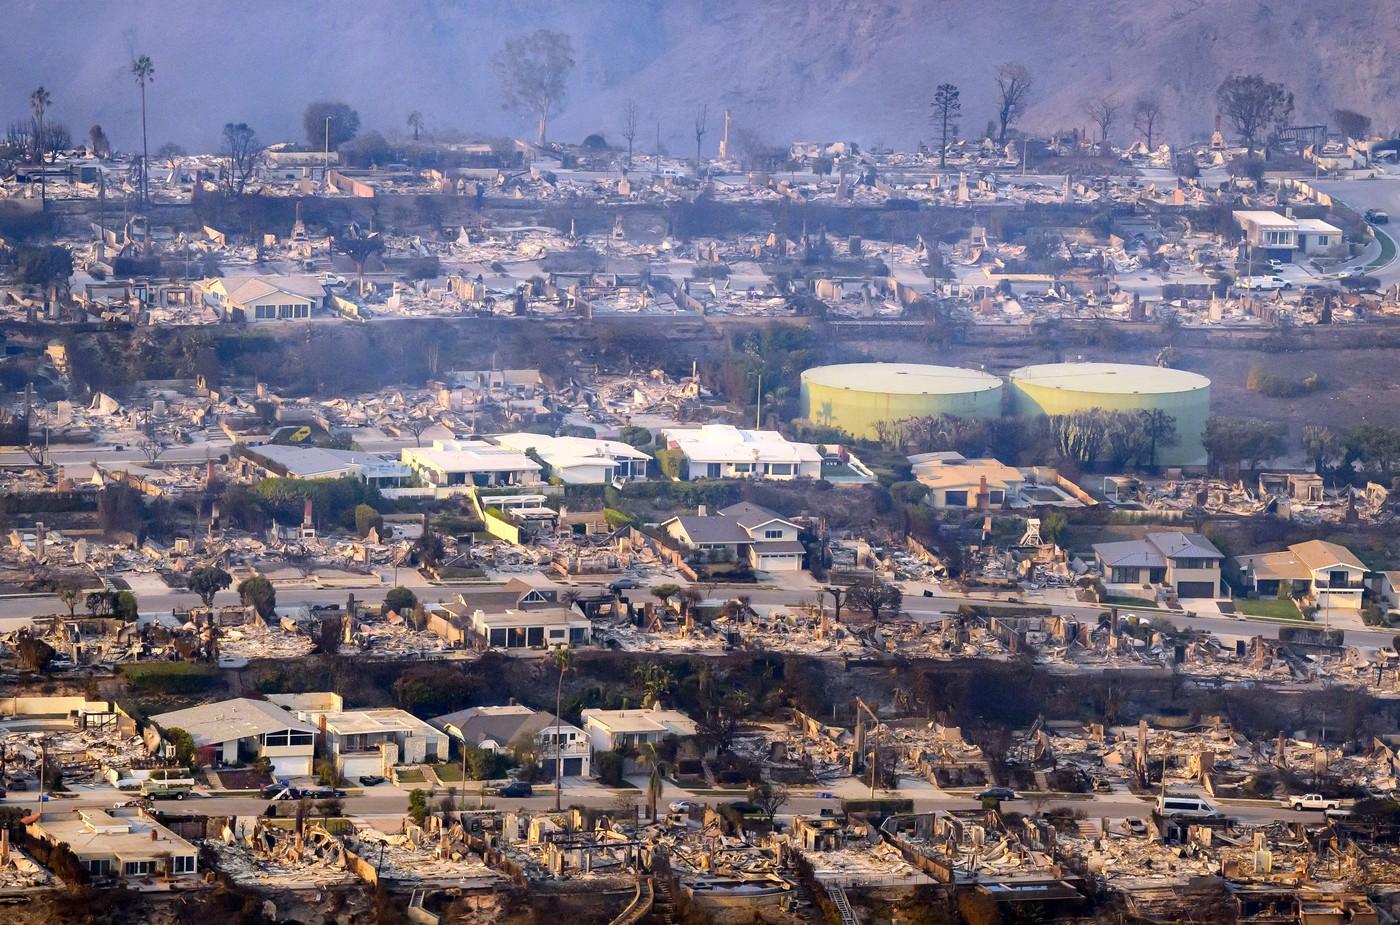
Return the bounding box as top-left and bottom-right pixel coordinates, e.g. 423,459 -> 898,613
694,103 -> 708,173
621,99 -> 640,169
138,436 -> 168,466
1132,96 -> 1164,150
405,417 -> 432,447
1083,95 -> 1119,153
993,62 -> 1033,144
221,122 -> 264,196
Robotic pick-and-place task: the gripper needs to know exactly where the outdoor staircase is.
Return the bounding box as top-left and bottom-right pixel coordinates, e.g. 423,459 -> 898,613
648,877 -> 677,925
828,883 -> 860,925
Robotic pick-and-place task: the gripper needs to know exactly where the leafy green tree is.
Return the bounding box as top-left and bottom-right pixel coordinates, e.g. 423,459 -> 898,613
618,425 -> 652,448
165,727 -> 197,768
493,29 -> 575,145
55,579 -> 83,618
303,101 -> 360,151
407,788 -> 429,825
354,503 -> 383,537
188,564 -> 232,609
1216,74 -> 1293,158
238,575 -> 277,620
384,586 -> 417,615
113,590 -> 138,622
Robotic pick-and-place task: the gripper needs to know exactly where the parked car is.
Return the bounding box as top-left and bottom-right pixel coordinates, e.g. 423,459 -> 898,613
668,800 -> 700,814
609,578 -> 642,591
1365,209 -> 1390,224
305,787 -> 347,800
1124,818 -> 1149,836
259,783 -> 301,801
1285,793 -> 1344,811
146,787 -> 187,801
359,775 -> 387,787
976,787 -> 1017,802
1156,793 -> 1218,817
1267,258 -> 1286,271
1238,275 -> 1292,291
496,781 -> 533,798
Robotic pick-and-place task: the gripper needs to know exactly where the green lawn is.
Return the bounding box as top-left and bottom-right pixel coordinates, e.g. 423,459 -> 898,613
1368,226 -> 1398,271
1105,594 -> 1158,609
1234,597 -> 1303,620
431,763 -> 465,782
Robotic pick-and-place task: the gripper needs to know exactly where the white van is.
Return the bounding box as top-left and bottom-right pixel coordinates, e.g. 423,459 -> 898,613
1156,794 -> 1218,817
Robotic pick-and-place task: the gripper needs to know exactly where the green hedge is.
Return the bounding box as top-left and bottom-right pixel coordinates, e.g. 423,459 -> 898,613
122,662 -> 221,694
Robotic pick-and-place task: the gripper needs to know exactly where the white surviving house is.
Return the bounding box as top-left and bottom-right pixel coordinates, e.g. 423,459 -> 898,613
239,444 -> 412,489
581,704 -> 698,752
1233,210 -> 1344,260
267,693 -> 449,777
492,432 -> 651,484
401,439 -> 542,490
431,704 -> 591,778
661,424 -> 822,481
149,698 -> 317,777
196,274 -> 327,322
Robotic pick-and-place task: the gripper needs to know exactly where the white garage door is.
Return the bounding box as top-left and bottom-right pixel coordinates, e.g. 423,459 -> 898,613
270,755 -> 313,778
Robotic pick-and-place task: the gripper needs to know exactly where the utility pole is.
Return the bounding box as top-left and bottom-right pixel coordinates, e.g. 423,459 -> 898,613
38,738 -> 47,815
324,115 -> 332,183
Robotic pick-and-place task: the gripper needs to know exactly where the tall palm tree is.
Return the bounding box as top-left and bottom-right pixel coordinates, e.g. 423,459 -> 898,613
639,742 -> 666,821
406,111 -> 423,141
30,86 -> 51,203
550,645 -> 574,810
130,55 -> 155,205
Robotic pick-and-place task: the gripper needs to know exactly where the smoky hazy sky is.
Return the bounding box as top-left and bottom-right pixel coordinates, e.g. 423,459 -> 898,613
1,0 -> 1395,153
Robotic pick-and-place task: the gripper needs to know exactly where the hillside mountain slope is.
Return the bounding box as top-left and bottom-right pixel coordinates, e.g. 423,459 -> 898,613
1,0 -> 1395,153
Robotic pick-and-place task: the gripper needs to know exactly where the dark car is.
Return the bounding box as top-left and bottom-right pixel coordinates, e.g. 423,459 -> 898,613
359,775 -> 387,787
497,781 -> 534,798
1364,209 -> 1390,224
260,784 -> 301,801
976,787 -> 1017,802
609,578 -> 642,591
305,788 -> 347,800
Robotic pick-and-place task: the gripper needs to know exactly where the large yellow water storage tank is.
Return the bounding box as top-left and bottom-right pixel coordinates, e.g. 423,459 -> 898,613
800,363 -> 1003,440
1009,362 -> 1211,467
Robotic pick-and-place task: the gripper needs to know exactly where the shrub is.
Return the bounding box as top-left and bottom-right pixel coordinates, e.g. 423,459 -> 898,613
123,662 -> 220,694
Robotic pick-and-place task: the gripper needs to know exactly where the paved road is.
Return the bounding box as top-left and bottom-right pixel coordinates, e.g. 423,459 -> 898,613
1311,174 -> 1400,285
14,785 -> 1330,829
1,578 -> 1393,649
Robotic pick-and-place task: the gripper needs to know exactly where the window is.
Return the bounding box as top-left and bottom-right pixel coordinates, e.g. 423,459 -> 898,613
768,463 -> 793,476
1110,567 -> 1139,584
264,729 -> 313,747
489,628 -> 507,647
987,490 -> 1005,505
254,304 -> 276,319
732,462 -> 753,473
527,626 -> 545,647
85,859 -> 113,877
1265,229 -> 1293,246
173,855 -> 196,874
1315,235 -> 1330,246
763,529 -> 784,540
944,490 -> 969,507
124,860 -> 156,877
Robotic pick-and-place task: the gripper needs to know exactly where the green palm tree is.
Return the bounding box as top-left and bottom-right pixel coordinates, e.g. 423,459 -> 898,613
407,111 -> 424,141
639,742 -> 666,821
29,86 -> 51,204
551,645 -> 574,810
130,55 -> 155,205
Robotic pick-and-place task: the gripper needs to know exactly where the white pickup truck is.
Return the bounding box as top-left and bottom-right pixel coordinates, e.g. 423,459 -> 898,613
1284,793 -> 1344,811
1238,275 -> 1293,291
